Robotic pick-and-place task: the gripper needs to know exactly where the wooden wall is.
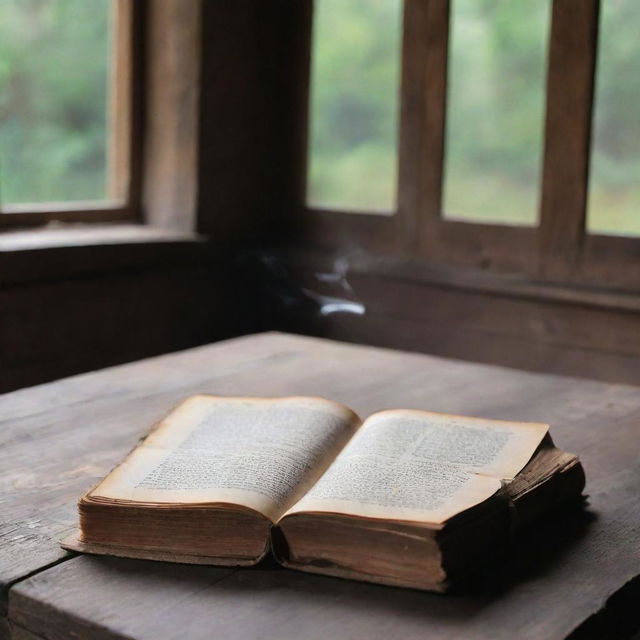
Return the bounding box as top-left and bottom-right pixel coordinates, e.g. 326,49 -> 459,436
196,0 -> 304,245
322,277 -> 640,387
0,237 -> 260,393
252,250 -> 640,387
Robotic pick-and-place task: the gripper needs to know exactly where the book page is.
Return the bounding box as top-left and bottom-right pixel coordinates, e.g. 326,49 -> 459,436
90,395 -> 360,522
286,410 -> 548,524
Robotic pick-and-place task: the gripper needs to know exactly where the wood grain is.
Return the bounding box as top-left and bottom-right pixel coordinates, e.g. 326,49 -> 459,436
2,332 -> 640,639
0,206 -> 133,229
539,0 -> 599,280
107,0 -> 134,203
578,235 -> 640,293
196,0 -> 307,244
142,0 -> 201,231
405,0 -> 448,246
276,251 -> 640,386
0,258 -> 247,393
0,333 -> 426,610
6,625 -> 45,640
0,226 -> 203,285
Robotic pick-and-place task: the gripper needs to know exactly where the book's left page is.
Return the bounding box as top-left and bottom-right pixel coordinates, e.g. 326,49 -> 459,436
89,395 -> 361,522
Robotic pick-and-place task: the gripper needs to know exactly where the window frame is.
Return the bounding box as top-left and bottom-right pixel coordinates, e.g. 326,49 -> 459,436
0,0 -> 143,229
298,0 -> 640,292
295,0 -> 414,256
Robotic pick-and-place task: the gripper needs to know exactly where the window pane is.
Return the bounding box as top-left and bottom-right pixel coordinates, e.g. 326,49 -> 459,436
0,0 -> 112,205
306,0 -> 402,214
587,0 -> 640,237
443,0 -> 550,225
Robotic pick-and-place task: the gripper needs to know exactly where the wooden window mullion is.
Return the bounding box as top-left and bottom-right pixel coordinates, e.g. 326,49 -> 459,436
538,0 -> 599,281
400,0 -> 449,254
410,0 -> 537,274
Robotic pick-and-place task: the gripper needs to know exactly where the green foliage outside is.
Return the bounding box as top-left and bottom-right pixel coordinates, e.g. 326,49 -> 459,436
588,0 -> 640,235
308,0 -> 639,235
307,0 -> 402,213
0,0 -> 109,204
443,0 -> 550,225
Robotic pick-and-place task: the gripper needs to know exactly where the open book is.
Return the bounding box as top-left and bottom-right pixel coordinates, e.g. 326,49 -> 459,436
63,395 -> 585,591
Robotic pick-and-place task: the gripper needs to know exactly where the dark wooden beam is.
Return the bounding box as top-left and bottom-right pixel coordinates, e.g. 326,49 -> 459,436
539,0 -> 599,280
142,0 -> 202,231
196,0 -> 307,245
405,0 -> 449,251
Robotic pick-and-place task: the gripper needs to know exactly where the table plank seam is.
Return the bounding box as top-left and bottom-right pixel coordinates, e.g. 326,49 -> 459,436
3,553 -> 77,617
565,575 -> 640,639
6,620 -> 47,640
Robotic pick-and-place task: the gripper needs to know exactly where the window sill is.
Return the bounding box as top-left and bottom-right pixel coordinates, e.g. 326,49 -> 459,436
0,223 -> 209,286
290,246 -> 640,314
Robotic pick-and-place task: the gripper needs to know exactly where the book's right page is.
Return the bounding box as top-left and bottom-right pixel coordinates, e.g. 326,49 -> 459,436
285,410 -> 549,524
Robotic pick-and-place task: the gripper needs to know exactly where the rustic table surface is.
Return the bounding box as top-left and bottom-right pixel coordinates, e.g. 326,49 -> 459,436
2,332 -> 639,640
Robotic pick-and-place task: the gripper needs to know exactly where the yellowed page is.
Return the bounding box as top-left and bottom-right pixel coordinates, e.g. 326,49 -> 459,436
91,395 -> 360,522
286,410 -> 548,524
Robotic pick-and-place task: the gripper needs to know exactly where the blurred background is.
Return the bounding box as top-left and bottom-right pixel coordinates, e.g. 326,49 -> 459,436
1,0 -> 639,392
1,0 -> 638,233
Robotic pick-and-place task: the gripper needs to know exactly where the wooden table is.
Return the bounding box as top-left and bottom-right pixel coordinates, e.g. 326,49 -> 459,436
2,332 -> 639,640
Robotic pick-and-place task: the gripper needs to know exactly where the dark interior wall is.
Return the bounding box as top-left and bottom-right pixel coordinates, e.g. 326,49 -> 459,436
0,242 -> 259,393
196,0 -> 307,244
256,252 -> 640,387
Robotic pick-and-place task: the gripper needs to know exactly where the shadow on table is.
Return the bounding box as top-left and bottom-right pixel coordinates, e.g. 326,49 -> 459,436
230,502 -> 599,622
458,500 -> 597,596
244,500 -> 597,594
78,502 -> 616,639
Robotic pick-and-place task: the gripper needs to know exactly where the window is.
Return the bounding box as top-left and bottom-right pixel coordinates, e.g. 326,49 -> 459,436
0,0 -> 137,225
306,0 -> 403,214
302,0 -> 638,290
443,0 -> 550,226
587,0 -> 640,237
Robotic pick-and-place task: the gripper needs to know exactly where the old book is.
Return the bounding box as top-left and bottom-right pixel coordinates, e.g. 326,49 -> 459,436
62,395 -> 585,592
